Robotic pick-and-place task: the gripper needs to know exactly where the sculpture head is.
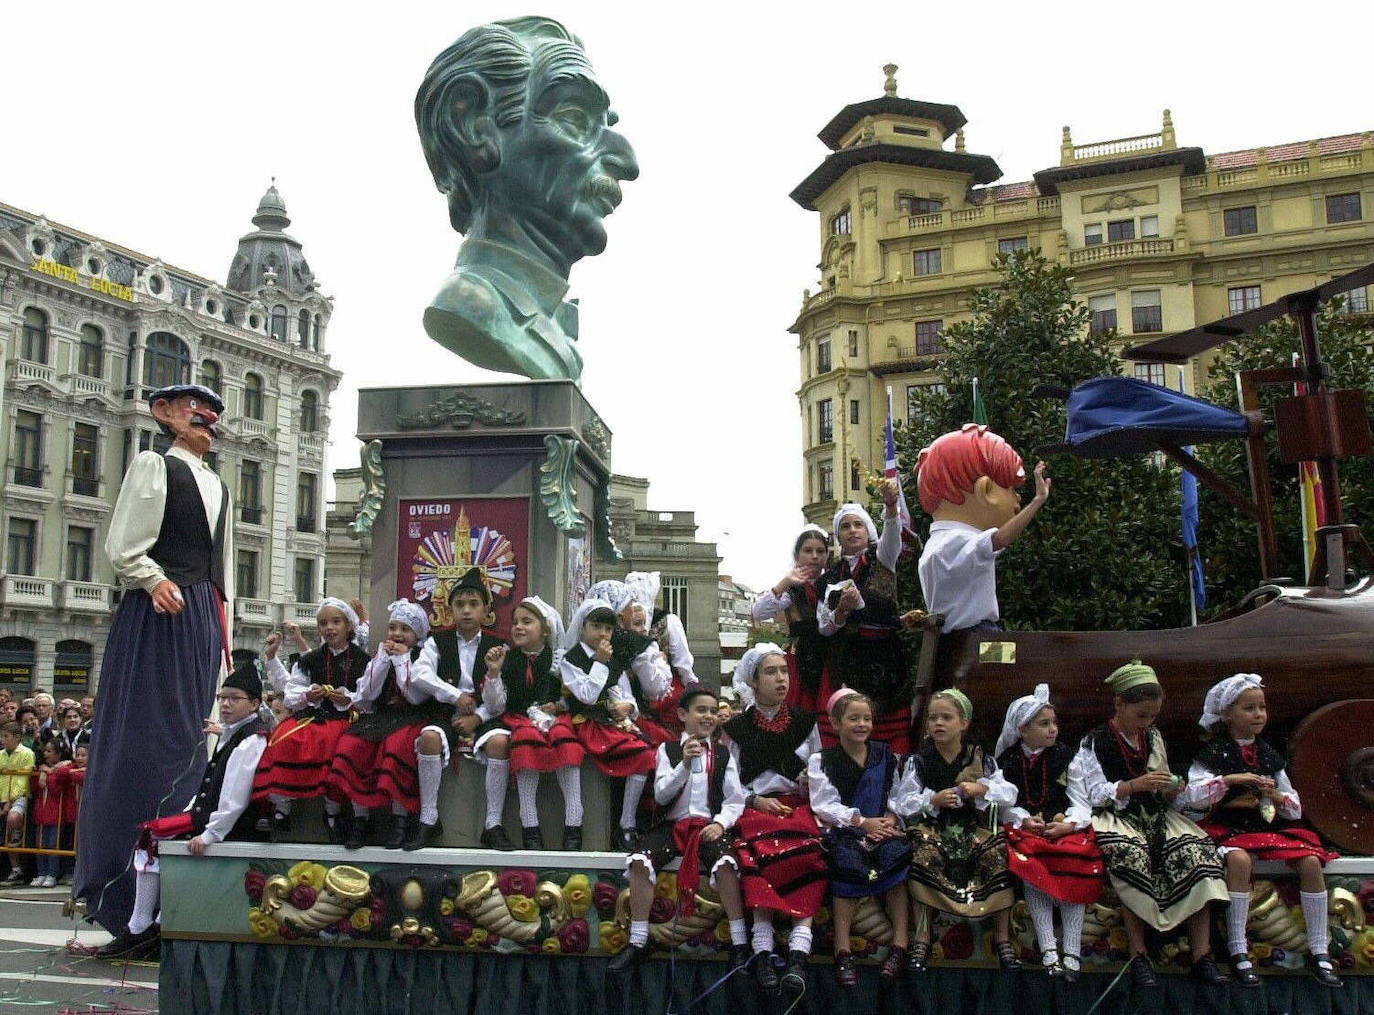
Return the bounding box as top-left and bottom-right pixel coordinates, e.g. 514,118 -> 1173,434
148,384 -> 223,459
416,17 -> 638,271
916,423 -> 1025,530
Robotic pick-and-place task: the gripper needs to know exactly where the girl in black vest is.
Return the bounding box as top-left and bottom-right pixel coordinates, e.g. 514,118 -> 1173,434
473,597 -> 584,850
751,526 -> 832,716
252,598 -> 369,843
559,598 -> 658,851
1179,673 -> 1341,988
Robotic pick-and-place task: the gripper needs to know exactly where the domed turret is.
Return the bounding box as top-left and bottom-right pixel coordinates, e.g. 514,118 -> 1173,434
226,180 -> 317,296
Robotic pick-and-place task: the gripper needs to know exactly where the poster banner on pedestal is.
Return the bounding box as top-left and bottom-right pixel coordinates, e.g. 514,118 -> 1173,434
566,529 -> 591,610
396,498 -> 529,635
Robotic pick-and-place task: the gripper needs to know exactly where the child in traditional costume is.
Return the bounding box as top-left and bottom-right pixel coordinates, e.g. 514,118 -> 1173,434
915,424 -> 1049,634
751,526 -> 831,714
326,600 -> 455,851
816,481 -> 914,752
723,644 -> 827,1000
1179,673 -> 1341,988
97,662 -> 266,960
559,598 -> 659,850
415,568 -> 509,848
473,596 -> 584,850
809,690 -> 911,989
1068,660 -> 1229,988
893,688 -> 1018,974
587,578 -> 674,745
254,598 -> 369,843
607,687 -> 751,975
627,570 -> 699,737
996,684 -> 1103,981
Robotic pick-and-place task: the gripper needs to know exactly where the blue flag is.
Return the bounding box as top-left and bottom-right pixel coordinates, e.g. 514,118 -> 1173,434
1178,376 -> 1206,612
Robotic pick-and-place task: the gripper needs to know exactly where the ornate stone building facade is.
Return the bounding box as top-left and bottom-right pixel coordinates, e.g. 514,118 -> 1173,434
792,67 -> 1374,525
0,186 -> 341,692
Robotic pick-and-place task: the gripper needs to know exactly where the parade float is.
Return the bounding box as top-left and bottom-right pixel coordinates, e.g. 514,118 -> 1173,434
140,16 -> 1374,1014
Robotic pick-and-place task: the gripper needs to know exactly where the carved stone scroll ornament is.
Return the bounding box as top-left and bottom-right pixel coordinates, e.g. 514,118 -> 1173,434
581,415 -> 611,459
349,440 -> 385,538
540,435 -> 586,536
594,475 -> 622,563
396,392 -> 526,431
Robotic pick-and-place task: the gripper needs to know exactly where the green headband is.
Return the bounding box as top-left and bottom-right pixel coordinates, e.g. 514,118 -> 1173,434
1105,659 -> 1158,694
934,688 -> 973,721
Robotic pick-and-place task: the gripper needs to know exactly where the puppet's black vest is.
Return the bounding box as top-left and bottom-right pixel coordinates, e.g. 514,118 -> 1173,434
189,717 -> 265,839
149,454 -> 228,595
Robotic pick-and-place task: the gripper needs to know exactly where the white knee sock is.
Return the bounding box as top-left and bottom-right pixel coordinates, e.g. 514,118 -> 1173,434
729,918 -> 748,946
352,803 -> 370,819
484,759 -> 509,830
788,924 -> 813,955
620,773 -> 647,830
629,919 -> 649,947
516,769 -> 541,827
269,794 -> 292,816
127,870 -> 160,934
752,912 -> 775,953
1301,890 -> 1330,955
1228,891 -> 1251,955
556,765 -> 583,826
1059,901 -> 1085,958
417,753 -> 443,826
1023,885 -> 1058,955
323,797 -> 341,816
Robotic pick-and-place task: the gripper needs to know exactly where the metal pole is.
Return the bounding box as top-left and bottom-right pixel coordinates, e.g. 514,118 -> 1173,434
1291,295 -> 1345,527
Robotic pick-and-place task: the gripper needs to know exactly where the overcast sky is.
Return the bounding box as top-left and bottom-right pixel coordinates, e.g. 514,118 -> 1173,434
7,1 -> 1369,590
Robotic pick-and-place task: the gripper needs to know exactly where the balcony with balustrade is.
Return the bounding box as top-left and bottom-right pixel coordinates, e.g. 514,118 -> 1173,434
235,598 -> 277,625
59,581 -> 112,613
0,575 -> 55,609
61,373 -> 112,402
7,359 -> 57,389
297,432 -> 324,456
1069,238 -> 1177,267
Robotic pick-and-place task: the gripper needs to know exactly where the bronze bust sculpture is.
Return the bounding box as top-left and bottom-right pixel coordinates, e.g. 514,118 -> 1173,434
415,17 -> 639,383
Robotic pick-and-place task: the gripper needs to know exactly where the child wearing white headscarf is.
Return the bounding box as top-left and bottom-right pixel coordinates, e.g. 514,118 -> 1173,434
252,597 -> 370,843
628,570 -> 700,737
1176,673 -> 1341,988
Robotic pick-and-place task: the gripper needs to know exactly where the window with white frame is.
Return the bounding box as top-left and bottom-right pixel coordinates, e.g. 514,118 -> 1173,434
1134,362 -> 1167,387
913,248 -> 942,275
1228,285 -> 1262,315
1089,294 -> 1117,335
662,576 -> 689,626
1131,290 -> 1163,333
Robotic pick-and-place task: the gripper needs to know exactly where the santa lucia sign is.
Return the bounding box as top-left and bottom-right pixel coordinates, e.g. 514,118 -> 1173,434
31,256 -> 135,302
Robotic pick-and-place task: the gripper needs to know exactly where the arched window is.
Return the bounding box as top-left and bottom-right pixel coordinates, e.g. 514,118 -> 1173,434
244,372 -> 264,420
269,304 -> 288,341
143,332 -> 191,389
0,636 -> 36,690
298,309 -> 310,347
299,390 -> 319,433
78,324 -> 104,378
22,307 -> 49,363
312,314 -> 321,351
199,359 -> 222,395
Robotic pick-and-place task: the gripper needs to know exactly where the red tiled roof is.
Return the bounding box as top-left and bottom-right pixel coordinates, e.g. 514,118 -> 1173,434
1210,132 -> 1370,169
970,179 -> 1038,203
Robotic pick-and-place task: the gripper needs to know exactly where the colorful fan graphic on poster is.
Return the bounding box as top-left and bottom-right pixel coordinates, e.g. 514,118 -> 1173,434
397,498 -> 529,633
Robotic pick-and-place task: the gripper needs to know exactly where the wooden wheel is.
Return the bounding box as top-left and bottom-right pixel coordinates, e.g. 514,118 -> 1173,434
1289,698 -> 1374,855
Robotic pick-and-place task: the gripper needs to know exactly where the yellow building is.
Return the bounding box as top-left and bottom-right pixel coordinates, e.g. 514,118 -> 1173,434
791,65 -> 1374,525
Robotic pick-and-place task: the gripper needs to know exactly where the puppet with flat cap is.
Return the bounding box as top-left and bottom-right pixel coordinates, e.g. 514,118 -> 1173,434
75,384 -> 232,933
915,423 -> 1050,634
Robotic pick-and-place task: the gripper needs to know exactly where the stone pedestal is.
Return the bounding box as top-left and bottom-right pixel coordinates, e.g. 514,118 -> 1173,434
353,380 -> 620,847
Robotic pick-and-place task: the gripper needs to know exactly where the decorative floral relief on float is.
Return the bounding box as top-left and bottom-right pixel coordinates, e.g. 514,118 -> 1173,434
241,862 -> 1374,971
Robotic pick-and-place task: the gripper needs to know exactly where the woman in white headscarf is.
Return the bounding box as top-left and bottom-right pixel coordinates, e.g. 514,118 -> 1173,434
751,527 -> 832,715
626,570 -> 699,736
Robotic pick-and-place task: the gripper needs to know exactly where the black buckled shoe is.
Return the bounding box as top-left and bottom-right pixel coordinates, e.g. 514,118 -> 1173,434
384,813 -> 411,850
610,826 -> 638,852
96,924 -> 160,960
994,939 -> 1022,971
561,825 -> 583,851
753,949 -> 779,993
1061,952 -> 1081,984
1307,953 -> 1343,989
729,943 -> 752,972
607,941 -> 651,974
1129,954 -> 1158,989
881,945 -> 908,984
324,811 -> 350,846
1228,952 -> 1260,988
403,819 -> 442,852
480,825 -> 516,851
343,814 -> 367,850
1041,948 -> 1063,978
268,811 -> 291,844
1190,954 -> 1228,986
522,826 -> 545,850
834,951 -> 858,989
906,939 -> 930,977
780,950 -> 807,999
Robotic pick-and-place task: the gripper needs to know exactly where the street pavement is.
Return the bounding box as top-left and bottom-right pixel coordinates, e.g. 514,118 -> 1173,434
0,885 -> 159,1012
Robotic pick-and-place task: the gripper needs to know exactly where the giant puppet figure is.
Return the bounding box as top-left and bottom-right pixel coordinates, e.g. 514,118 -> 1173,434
915,423 -> 1050,634
75,384 -> 231,932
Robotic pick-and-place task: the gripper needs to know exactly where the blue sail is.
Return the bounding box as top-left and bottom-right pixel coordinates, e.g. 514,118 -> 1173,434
1043,376 -> 1250,459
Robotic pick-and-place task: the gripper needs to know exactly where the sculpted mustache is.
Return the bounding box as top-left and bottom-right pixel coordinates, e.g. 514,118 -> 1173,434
585,176 -> 621,207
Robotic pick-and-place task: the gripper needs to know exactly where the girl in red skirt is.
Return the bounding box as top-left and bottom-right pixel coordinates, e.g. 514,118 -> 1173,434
559,597 -> 658,851
326,600 -> 456,851
1180,673 -> 1342,989
750,527 -> 831,715
254,598 -> 369,843
474,596 -> 585,851
995,684 -> 1103,982
626,571 -> 698,737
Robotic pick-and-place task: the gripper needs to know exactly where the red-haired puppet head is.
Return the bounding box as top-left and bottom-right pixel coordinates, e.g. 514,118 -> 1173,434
916,423 -> 1026,527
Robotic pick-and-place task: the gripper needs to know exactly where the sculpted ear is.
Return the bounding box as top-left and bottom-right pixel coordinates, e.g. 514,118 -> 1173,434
150,398 -> 177,427
972,475 -> 996,506
447,79 -> 501,175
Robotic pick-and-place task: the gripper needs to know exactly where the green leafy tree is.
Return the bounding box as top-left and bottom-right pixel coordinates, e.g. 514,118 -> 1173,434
896,250 -> 1191,630
1195,301 -> 1374,602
